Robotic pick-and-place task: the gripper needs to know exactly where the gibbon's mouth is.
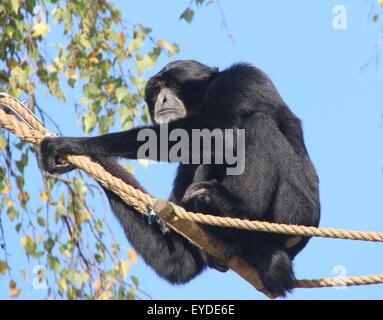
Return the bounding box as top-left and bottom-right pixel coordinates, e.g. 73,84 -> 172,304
156,109 -> 181,115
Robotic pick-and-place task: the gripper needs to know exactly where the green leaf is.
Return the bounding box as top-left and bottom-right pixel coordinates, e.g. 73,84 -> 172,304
131,276 -> 139,287
95,220 -> 103,234
127,286 -> 136,300
140,105 -> 151,124
84,83 -> 101,98
62,270 -> 90,287
68,78 -> 76,88
95,254 -> 104,263
16,175 -> 24,189
48,256 -> 61,274
119,260 -> 130,279
127,37 -> 144,53
83,112 -> 98,135
99,115 -> 115,135
56,206 -> 67,217
115,86 -> 129,103
136,54 -> 156,75
79,97 -> 89,106
33,251 -> 45,259
10,0 -> 19,14
131,76 -> 146,92
117,106 -> 134,130
15,223 -> 22,233
73,177 -> 87,195
10,88 -> 22,98
21,236 -> 37,256
60,243 -> 73,258
37,217 -> 46,227
180,8 -> 194,23
7,207 -> 19,222
44,238 -> 55,252
5,25 -> 14,39
15,163 -> 24,175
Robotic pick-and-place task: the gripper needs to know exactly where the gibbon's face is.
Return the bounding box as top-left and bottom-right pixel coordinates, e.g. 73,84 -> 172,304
144,60 -> 218,124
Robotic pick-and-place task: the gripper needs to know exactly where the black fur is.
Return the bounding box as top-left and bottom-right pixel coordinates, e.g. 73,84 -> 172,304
40,60 -> 320,297
93,156 -> 207,284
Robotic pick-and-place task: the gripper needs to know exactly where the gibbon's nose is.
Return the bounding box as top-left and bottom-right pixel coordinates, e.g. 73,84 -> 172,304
155,88 -> 179,111
155,90 -> 166,109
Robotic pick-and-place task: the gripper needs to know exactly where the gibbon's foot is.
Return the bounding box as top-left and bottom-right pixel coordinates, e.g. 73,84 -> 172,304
205,253 -> 229,273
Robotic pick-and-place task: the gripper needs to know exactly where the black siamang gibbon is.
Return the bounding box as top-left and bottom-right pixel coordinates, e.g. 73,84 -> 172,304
40,60 -> 320,297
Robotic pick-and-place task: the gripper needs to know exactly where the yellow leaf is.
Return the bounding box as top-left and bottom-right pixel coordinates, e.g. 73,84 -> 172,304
128,249 -> 137,264
138,159 -> 149,168
18,191 -> 30,204
128,37 -> 144,53
65,69 -> 78,80
0,182 -> 11,195
9,288 -> 22,298
88,57 -> 99,64
53,57 -> 64,72
379,0 -> 383,7
117,32 -> 126,47
157,40 -> 170,50
119,260 -> 130,279
33,23 -> 50,38
98,292 -> 111,300
124,164 -> 135,175
74,211 -> 82,225
6,199 -> 13,207
20,270 -> 28,281
103,60 -> 112,74
20,237 -> 28,249
58,278 -> 67,293
0,133 -> 7,150
40,192 -> 48,202
157,40 -> 178,55
93,281 -> 101,292
83,209 -> 93,222
21,236 -> 35,252
104,82 -> 115,95
10,67 -> 24,77
37,234 -> 44,244
9,279 -> 16,288
6,58 -> 17,69
0,261 -> 9,275
67,58 -> 78,69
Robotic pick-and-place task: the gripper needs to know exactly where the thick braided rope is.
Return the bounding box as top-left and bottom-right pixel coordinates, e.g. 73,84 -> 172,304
0,96 -> 48,135
0,96 -> 382,290
0,109 -> 43,145
170,210 -> 383,242
295,274 -> 383,288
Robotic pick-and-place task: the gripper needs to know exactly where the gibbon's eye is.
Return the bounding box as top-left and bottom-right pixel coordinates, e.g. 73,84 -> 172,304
144,82 -> 161,102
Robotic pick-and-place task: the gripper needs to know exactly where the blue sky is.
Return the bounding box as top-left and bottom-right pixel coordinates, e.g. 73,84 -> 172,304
2,0 -> 383,300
